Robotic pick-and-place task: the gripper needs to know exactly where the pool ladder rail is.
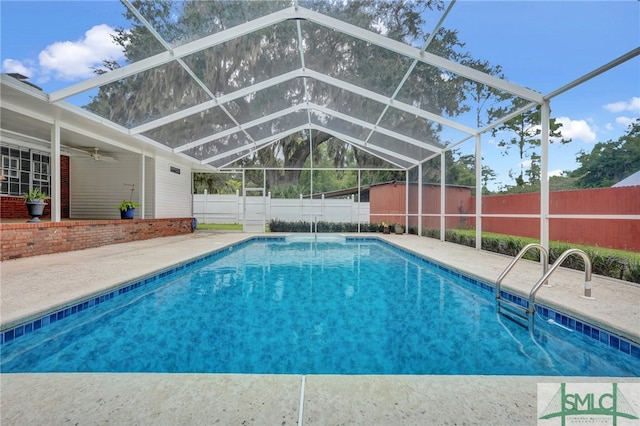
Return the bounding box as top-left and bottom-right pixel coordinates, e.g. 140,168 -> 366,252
495,244 -> 593,332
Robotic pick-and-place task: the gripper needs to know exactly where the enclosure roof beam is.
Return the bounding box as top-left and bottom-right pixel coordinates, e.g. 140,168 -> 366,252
545,47 -> 640,100
174,104 -> 302,153
200,124 -> 309,165
213,138 -> 284,170
129,69 -> 303,135
305,69 -> 476,136
177,100 -> 442,157
48,8 -> 296,102
294,7 -> 544,103
309,103 -> 442,154
131,66 -> 472,138
132,67 -> 465,154
310,123 -> 418,167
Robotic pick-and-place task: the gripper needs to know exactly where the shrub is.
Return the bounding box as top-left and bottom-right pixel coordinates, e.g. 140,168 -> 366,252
446,229 -> 640,284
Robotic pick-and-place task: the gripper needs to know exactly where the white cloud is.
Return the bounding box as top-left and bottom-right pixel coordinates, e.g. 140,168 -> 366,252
553,117 -> 596,143
2,59 -> 35,78
616,116 -> 635,127
38,24 -> 124,81
548,169 -> 564,178
519,159 -> 532,169
605,123 -> 614,131
603,97 -> 640,114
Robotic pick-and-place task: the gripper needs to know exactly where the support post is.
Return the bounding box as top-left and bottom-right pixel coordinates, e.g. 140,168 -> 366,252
242,170 -> 246,231
440,151 -> 446,242
404,169 -> 409,232
418,162 -> 423,237
475,134 -> 482,250
139,149 -> 145,219
540,101 -> 550,253
50,120 -> 61,222
357,169 -> 361,233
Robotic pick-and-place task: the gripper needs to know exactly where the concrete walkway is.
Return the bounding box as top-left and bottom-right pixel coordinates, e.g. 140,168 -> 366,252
1,233 -> 639,425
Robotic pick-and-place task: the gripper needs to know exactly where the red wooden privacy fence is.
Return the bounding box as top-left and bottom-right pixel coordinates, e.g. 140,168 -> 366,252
370,183 -> 640,252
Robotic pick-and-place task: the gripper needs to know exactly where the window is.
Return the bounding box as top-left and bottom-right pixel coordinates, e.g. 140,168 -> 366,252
1,144 -> 50,196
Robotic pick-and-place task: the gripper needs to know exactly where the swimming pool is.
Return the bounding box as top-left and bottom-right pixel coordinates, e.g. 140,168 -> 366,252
1,237 -> 639,376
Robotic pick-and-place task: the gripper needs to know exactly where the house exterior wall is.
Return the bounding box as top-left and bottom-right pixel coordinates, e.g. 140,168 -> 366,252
154,157 -> 192,218
70,154 -> 143,219
144,156 -> 155,219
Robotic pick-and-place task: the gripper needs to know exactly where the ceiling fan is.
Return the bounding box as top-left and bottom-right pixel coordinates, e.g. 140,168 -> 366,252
71,146 -> 116,162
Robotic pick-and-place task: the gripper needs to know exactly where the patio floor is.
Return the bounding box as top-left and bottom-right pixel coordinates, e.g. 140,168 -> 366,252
1,232 -> 639,425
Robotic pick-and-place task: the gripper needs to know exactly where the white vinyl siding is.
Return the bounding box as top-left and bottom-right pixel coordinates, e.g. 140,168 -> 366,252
154,157 -> 191,218
144,156 -> 155,219
70,155 -> 143,219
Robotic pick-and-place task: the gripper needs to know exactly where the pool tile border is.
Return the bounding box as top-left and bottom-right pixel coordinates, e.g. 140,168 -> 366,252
364,237 -> 640,361
2,236 -> 639,362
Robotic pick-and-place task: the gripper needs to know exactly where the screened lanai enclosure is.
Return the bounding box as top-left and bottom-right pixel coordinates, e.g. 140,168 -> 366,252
1,1 -> 638,250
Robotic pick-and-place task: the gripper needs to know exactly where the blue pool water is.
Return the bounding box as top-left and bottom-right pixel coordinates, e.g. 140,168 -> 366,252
1,238 -> 639,375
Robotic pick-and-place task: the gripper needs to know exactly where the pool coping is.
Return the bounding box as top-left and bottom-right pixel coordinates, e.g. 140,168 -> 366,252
1,233 -> 639,425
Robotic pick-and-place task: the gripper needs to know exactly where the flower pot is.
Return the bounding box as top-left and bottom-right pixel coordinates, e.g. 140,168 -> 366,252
383,226 -> 390,234
26,201 -> 46,222
120,207 -> 135,219
394,225 -> 404,234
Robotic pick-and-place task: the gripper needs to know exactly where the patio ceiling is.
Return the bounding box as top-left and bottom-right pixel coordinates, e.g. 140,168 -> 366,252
0,2 -> 581,171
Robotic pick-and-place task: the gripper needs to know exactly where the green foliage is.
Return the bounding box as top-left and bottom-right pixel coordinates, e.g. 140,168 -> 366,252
440,229 -> 640,283
268,220 -> 381,233
117,200 -> 140,212
196,223 -> 242,231
193,173 -> 242,194
571,119 -> 640,188
488,98 -> 571,188
23,187 -> 50,202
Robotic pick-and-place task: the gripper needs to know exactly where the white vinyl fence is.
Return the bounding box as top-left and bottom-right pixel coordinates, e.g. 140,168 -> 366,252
193,191 -> 370,226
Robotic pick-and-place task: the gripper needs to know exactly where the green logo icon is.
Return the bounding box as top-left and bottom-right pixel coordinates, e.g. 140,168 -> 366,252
540,383 -> 639,425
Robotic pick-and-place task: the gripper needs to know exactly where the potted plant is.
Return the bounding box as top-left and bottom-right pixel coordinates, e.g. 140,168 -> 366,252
382,221 -> 390,234
117,183 -> 139,219
394,223 -> 404,235
23,187 -> 50,222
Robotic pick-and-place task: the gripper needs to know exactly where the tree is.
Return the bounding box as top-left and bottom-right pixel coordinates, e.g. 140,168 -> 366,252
488,98 -> 571,188
460,58 -> 506,128
87,0 -> 500,190
571,119 -> 640,188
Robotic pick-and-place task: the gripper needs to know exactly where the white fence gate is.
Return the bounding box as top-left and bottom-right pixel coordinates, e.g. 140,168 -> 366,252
193,191 -> 370,229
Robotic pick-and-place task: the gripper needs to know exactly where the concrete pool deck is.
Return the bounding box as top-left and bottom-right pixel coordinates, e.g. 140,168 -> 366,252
1,232 -> 639,424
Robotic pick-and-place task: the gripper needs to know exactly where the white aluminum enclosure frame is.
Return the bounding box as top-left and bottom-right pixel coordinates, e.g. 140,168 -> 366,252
0,1 -> 637,253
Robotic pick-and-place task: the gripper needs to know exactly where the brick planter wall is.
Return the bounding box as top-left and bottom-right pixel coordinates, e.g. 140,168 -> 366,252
1,196 -> 53,219
0,218 -> 195,261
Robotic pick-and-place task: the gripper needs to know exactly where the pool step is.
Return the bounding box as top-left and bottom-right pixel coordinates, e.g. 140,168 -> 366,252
497,299 -> 529,328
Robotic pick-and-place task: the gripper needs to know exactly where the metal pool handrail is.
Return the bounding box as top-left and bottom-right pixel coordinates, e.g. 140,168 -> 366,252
528,249 -> 593,328
495,243 -> 549,304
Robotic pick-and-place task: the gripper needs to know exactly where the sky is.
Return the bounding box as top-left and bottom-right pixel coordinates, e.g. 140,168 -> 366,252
1,0 -> 638,189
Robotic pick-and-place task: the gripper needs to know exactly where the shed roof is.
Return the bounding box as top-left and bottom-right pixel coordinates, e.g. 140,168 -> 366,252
613,170 -> 640,188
